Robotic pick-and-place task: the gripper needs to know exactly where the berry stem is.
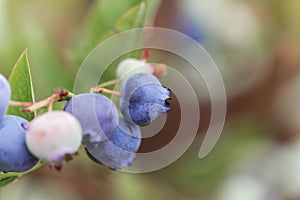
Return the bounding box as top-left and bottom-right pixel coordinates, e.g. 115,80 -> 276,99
91,87 -> 122,96
97,79 -> 118,88
9,89 -> 74,113
9,101 -> 34,107
141,49 -> 149,61
90,79 -> 121,95
47,94 -> 57,112
22,96 -> 53,113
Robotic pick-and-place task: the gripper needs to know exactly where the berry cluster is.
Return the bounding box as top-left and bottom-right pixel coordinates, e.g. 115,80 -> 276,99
0,52 -> 171,173
0,74 -> 38,173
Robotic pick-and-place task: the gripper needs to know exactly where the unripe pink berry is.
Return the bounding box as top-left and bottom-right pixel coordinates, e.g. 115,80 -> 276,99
116,58 -> 153,84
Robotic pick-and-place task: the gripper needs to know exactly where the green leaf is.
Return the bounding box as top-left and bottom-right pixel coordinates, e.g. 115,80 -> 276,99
115,2 -> 146,32
0,51 -> 46,188
0,176 -> 17,188
7,49 -> 35,121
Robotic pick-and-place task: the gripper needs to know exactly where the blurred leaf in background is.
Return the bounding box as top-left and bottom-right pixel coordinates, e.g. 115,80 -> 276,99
0,0 -> 162,98
0,0 -> 89,98
73,0 -> 160,66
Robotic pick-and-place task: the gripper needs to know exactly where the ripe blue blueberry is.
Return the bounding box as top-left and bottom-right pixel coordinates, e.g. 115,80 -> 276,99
25,111 -> 82,163
86,117 -> 141,170
120,73 -> 171,126
0,115 -> 38,173
64,93 -> 119,143
0,73 -> 11,118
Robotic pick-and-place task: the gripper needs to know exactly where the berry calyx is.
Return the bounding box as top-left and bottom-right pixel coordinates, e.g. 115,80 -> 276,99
120,73 -> 171,126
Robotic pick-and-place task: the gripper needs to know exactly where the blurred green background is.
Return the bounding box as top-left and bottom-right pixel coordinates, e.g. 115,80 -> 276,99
1,0 -> 300,199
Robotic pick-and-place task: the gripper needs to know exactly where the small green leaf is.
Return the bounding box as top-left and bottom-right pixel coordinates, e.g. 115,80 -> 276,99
115,2 -> 146,32
7,49 -> 35,121
0,176 -> 17,188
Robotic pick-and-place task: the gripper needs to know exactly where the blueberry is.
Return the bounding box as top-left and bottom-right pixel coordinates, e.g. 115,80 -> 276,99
0,115 -> 38,173
85,117 -> 141,170
120,73 -> 171,126
64,93 -> 119,143
0,73 -> 11,118
25,111 -> 82,162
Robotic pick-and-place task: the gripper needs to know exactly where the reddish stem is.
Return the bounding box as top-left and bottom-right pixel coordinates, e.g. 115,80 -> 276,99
141,49 -> 149,61
91,87 -> 122,96
97,79 -> 118,88
9,101 -> 34,107
9,89 -> 74,113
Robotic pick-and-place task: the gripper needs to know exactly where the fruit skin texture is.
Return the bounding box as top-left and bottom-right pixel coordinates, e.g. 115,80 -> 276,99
120,73 -> 171,126
64,93 -> 119,143
116,58 -> 153,84
0,115 -> 38,173
86,117 -> 141,170
0,73 -> 11,118
25,111 -> 82,162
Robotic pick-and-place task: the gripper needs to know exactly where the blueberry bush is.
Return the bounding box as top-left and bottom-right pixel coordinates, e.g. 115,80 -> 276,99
0,0 -> 168,188
1,0 -> 300,199
0,50 -> 170,186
